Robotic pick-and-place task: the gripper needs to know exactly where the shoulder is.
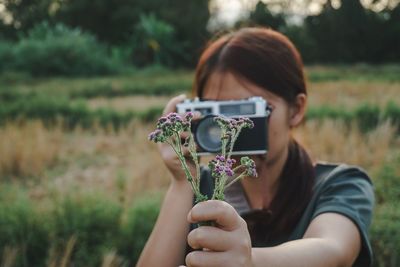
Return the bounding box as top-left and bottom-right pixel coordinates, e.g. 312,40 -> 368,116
313,161 -> 374,220
314,161 -> 373,194
311,162 -> 375,267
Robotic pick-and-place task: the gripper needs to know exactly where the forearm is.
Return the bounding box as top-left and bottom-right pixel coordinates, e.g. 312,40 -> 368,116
252,238 -> 348,267
137,180 -> 194,267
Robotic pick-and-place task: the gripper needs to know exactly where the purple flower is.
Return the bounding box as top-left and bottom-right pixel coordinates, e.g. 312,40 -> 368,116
216,155 -> 225,162
225,168 -> 234,177
240,156 -> 257,177
209,154 -> 236,178
227,158 -> 236,165
184,112 -> 194,121
148,129 -> 165,143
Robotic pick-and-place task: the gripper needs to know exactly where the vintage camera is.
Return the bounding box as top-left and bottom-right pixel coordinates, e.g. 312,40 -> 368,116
176,96 -> 271,155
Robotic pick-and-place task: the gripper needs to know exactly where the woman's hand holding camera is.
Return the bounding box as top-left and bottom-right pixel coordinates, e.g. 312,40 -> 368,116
182,200 -> 253,267
159,94 -> 200,183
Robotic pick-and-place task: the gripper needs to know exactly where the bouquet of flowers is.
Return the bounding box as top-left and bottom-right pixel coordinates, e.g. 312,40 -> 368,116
148,112 -> 257,203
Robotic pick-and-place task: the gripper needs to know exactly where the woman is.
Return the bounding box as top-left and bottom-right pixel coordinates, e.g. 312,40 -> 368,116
137,27 -> 374,267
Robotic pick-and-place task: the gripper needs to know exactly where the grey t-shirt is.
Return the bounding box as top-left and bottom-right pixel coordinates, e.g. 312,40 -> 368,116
189,162 -> 374,267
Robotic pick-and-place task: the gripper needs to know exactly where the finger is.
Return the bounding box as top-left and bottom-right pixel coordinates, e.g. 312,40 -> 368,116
180,131 -> 190,138
192,111 -> 202,120
163,94 -> 187,115
187,226 -> 232,251
181,145 -> 192,158
186,250 -> 229,267
188,200 -> 242,231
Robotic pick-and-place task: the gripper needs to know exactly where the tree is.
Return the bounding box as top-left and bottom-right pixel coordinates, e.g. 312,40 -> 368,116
235,1 -> 286,31
52,0 -> 210,65
0,0 -> 52,38
0,0 -> 210,66
382,4 -> 400,62
305,0 -> 378,62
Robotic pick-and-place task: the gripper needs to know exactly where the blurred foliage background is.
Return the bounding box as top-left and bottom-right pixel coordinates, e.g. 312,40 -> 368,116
0,0 -> 399,73
0,0 -> 400,266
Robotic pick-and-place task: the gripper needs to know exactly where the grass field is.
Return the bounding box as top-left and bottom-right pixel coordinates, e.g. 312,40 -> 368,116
0,65 -> 399,266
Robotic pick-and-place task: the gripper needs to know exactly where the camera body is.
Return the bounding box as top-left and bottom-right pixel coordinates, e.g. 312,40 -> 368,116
176,96 -> 271,155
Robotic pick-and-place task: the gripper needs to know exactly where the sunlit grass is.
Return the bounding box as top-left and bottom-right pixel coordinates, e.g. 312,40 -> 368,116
308,81 -> 400,109
0,120 -> 169,205
86,95 -> 171,112
1,65 -> 400,266
2,118 -> 398,204
0,121 -> 62,178
294,119 -> 399,173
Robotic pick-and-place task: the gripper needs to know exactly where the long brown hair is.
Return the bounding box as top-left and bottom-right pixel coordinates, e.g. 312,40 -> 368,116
193,27 -> 315,241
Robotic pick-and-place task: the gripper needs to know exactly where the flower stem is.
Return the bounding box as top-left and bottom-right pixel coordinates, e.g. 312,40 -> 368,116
224,171 -> 247,189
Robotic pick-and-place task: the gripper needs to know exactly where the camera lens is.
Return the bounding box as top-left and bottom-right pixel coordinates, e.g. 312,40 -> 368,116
195,116 -> 222,153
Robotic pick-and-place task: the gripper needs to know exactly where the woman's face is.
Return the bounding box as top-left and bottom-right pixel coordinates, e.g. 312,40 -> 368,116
202,72 -> 295,166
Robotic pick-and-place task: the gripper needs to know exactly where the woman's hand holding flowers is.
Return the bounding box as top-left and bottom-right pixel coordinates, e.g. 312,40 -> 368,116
155,95 -> 199,183
183,200 -> 253,267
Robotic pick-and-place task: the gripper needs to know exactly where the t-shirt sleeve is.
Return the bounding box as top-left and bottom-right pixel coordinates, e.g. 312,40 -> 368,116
312,166 -> 375,267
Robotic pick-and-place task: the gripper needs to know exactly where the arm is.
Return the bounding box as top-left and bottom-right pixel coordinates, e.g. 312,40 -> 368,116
185,201 -> 361,267
138,94 -> 197,267
252,213 -> 361,267
136,180 -> 194,267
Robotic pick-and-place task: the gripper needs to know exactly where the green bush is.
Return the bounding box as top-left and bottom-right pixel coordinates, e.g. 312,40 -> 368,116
0,189 -> 161,267
0,188 -> 50,267
0,42 -> 15,73
1,184 -> 400,266
0,97 -> 90,127
69,78 -> 190,98
0,97 -> 162,129
306,106 -> 352,121
373,162 -> 400,205
371,203 -> 400,267
8,22 -> 124,76
306,65 -> 400,83
130,13 -> 184,67
137,106 -> 163,123
118,193 -> 162,265
354,103 -> 381,132
384,102 -> 400,132
51,193 -> 123,266
1,96 -> 400,133
308,103 -> 400,133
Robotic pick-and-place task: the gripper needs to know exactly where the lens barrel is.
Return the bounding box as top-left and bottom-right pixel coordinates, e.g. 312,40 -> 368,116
194,116 -> 222,153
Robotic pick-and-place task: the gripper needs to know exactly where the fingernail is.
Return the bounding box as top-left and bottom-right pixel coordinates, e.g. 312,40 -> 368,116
187,211 -> 193,223
193,111 -> 202,118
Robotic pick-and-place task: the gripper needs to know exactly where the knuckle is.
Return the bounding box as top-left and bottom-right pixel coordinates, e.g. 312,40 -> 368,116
185,252 -> 200,267
237,238 -> 251,252
195,229 -> 206,244
217,201 -> 234,215
236,255 -> 248,267
238,217 -> 247,228
188,229 -> 204,248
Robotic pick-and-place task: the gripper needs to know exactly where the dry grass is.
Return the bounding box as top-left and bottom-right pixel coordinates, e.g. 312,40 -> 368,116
0,120 -> 171,204
18,121 -> 171,204
83,82 -> 400,112
81,82 -> 400,115
307,81 -> 400,108
2,76 -> 399,207
2,118 -> 397,205
294,119 -> 399,173
3,236 -> 123,267
101,251 -> 125,267
0,121 -> 62,178
86,95 -> 171,111
1,247 -> 18,267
